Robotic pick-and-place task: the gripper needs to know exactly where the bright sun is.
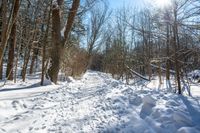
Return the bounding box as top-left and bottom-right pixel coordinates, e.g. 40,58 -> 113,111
155,0 -> 171,8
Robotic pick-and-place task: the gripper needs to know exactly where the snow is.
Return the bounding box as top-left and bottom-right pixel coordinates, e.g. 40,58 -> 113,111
189,70 -> 200,78
188,70 -> 200,82
177,127 -> 200,133
0,73 -> 59,100
0,71 -> 200,133
140,95 -> 156,119
146,76 -> 200,97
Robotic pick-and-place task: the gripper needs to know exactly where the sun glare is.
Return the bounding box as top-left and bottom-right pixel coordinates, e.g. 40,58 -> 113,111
155,0 -> 171,8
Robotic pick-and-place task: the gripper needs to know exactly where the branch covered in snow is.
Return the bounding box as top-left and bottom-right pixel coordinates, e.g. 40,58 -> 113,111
126,65 -> 150,81
150,64 -> 176,74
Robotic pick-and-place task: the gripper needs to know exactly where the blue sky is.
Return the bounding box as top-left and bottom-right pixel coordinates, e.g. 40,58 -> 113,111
108,0 -> 147,9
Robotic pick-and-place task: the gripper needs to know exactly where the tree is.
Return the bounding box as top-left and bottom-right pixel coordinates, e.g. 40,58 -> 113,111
47,0 -> 80,84
0,0 -> 20,79
85,2 -> 109,70
41,1 -> 52,85
6,23 -> 16,80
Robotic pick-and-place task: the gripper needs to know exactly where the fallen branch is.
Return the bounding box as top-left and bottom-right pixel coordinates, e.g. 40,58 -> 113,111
126,65 -> 150,81
150,64 -> 176,74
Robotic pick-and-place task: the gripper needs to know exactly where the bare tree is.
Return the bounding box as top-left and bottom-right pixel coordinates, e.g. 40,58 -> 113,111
85,2 -> 109,69
41,1 -> 52,85
0,0 -> 20,79
47,0 -> 80,83
6,23 -> 16,80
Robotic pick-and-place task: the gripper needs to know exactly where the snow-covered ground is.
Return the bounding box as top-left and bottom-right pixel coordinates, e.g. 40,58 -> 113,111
0,71 -> 200,133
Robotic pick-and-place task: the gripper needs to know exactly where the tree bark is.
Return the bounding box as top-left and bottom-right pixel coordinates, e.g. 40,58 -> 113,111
21,40 -> 36,82
41,4 -> 51,85
0,61 -> 2,80
158,60 -> 162,85
6,23 -> 16,80
173,9 -> 181,94
0,0 -> 20,79
48,0 -> 80,84
0,0 -> 7,79
29,48 -> 38,75
166,24 -> 170,81
47,6 -> 63,83
63,0 -> 80,42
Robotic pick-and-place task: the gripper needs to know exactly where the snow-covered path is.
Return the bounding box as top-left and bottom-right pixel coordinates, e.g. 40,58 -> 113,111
0,71 -> 200,133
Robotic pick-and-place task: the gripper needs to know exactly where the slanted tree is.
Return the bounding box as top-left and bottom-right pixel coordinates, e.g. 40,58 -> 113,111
0,0 -> 20,79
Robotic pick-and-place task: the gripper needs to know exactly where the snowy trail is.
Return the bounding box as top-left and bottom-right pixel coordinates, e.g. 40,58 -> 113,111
0,71 -> 200,133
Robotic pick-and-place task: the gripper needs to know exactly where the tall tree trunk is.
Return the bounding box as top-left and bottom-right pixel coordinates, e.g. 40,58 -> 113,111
0,0 -> 20,78
173,15 -> 181,94
21,41 -> 36,82
47,6 -> 63,83
41,3 -> 52,85
14,26 -> 23,83
147,62 -> 152,80
0,4 -> 2,78
166,24 -> 170,81
6,23 -> 16,80
41,41 -> 47,85
21,20 -> 38,81
48,0 -> 80,84
0,0 -> 8,79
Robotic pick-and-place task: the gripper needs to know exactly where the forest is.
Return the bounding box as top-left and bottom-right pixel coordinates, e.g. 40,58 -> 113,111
0,0 -> 200,92
0,0 -> 200,132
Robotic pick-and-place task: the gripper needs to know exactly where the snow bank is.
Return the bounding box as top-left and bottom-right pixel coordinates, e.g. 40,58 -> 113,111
0,71 -> 199,132
177,127 -> 200,133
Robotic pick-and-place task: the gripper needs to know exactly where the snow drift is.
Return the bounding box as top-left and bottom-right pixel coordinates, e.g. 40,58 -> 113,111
0,71 -> 200,133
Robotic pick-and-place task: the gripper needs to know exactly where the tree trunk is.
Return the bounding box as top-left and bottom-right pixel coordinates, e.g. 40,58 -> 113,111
173,9 -> 181,94
158,61 -> 162,85
21,41 -> 35,82
6,23 -> 16,80
166,24 -> 170,81
0,4 -> 2,79
47,6 -> 63,84
0,0 -> 8,79
41,42 -> 46,85
147,62 -> 152,80
14,49 -> 19,83
21,21 -> 38,81
48,45 -> 64,83
48,0 -> 80,84
41,4 -> 51,85
21,51 -> 30,82
0,0 -> 20,78
29,48 -> 38,75
0,61 -> 2,79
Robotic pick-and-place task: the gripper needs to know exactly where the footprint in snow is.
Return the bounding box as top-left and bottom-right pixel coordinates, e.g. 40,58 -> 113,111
122,88 -> 134,95
13,116 -> 20,120
41,126 -> 46,129
140,95 -> 156,119
34,127 -> 39,130
32,120 -> 37,124
166,100 -> 179,106
129,95 -> 142,106
12,100 -> 19,109
29,127 -> 33,131
0,128 -> 6,132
